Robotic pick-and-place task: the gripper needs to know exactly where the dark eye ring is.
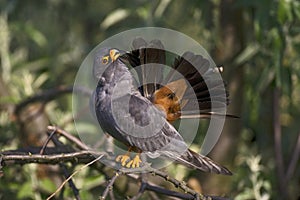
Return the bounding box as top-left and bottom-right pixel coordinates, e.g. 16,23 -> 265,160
102,56 -> 109,64
167,92 -> 176,99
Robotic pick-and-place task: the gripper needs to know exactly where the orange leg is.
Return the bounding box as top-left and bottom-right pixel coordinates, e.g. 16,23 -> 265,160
116,153 -> 130,166
125,153 -> 142,168
115,147 -> 142,168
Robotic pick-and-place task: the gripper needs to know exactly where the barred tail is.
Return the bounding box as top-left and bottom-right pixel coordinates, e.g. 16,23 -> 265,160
177,149 -> 232,175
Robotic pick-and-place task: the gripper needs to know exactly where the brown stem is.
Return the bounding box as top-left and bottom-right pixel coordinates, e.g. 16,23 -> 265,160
100,171 -> 121,200
273,88 -> 287,197
286,131 -> 300,182
47,125 -> 90,150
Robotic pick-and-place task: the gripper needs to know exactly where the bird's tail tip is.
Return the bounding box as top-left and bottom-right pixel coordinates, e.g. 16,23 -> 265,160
184,149 -> 233,175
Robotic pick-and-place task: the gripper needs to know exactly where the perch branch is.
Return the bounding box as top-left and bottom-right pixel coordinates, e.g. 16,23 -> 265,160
1,124 -> 230,200
1,150 -> 105,165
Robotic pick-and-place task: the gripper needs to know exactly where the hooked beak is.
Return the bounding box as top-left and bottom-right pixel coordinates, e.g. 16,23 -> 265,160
109,49 -> 120,61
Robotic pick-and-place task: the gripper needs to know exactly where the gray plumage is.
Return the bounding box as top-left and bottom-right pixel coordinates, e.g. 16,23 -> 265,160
93,47 -> 232,175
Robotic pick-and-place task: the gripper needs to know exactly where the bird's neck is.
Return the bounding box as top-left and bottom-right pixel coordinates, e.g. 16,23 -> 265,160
97,60 -> 134,93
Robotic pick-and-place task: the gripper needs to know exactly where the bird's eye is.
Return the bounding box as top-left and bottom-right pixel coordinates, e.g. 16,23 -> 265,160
102,56 -> 109,64
167,92 -> 176,99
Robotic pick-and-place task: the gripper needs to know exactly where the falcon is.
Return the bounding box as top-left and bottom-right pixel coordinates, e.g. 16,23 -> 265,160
93,41 -> 232,175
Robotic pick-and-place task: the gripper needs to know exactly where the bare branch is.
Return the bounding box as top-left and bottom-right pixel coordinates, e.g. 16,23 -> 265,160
150,169 -> 200,198
60,163 -> 80,200
100,171 -> 121,200
1,125 -> 231,200
135,182 -> 196,200
1,150 -> 105,165
40,127 -> 57,155
47,125 -> 90,150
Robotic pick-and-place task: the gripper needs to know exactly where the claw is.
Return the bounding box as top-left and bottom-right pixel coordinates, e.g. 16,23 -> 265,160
125,154 -> 142,168
116,154 -> 130,166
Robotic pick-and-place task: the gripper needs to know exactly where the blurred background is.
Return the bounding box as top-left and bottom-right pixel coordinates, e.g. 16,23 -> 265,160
0,0 -> 299,199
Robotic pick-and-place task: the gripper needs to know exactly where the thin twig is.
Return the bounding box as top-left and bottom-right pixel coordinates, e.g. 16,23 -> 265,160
0,155 -> 3,178
40,127 -> 56,155
150,169 -> 201,199
148,191 -> 160,200
46,155 -> 104,200
47,125 -> 90,150
109,189 -> 116,200
60,163 -> 80,200
121,166 -> 212,200
47,129 -> 81,200
143,182 -> 195,199
100,171 -> 121,200
129,176 -> 147,200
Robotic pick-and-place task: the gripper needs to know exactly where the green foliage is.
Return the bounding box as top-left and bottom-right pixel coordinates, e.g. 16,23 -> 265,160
235,155 -> 272,200
233,129 -> 273,200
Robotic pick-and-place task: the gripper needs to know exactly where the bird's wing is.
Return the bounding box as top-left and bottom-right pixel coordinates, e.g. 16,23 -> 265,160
111,91 -> 188,152
120,37 -> 165,99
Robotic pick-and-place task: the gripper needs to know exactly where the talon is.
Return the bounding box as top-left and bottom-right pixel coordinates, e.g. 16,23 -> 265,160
126,154 -> 142,168
116,154 -> 130,166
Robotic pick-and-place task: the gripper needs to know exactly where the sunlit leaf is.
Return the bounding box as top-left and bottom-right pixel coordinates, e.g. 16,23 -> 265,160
234,43 -> 260,66
25,23 -> 47,47
100,8 -> 129,30
39,178 -> 57,194
256,65 -> 275,94
33,72 -> 48,89
277,0 -> 293,24
17,182 -> 34,199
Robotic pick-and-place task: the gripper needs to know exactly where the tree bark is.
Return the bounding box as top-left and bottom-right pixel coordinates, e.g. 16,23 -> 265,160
201,0 -> 245,194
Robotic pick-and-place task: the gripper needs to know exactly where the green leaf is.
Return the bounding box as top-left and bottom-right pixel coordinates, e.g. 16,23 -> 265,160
17,182 -> 34,199
292,1 -> 300,19
277,0 -> 293,24
234,43 -> 260,66
40,178 -> 57,194
25,23 -> 47,47
256,64 -> 275,94
100,9 -> 129,30
33,72 -> 48,89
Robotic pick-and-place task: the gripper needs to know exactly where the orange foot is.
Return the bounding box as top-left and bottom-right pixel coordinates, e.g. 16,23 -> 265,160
116,153 -> 130,166
125,154 -> 142,168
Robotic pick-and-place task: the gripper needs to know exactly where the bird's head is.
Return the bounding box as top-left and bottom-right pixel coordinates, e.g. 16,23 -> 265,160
93,47 -> 121,79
